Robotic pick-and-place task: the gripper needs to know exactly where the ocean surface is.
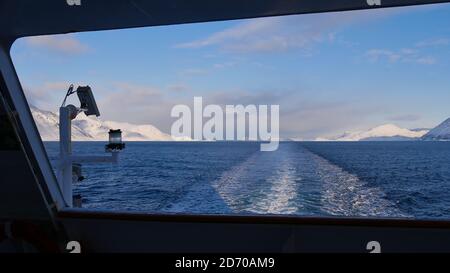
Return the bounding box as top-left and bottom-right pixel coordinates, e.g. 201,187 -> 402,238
43,141 -> 450,219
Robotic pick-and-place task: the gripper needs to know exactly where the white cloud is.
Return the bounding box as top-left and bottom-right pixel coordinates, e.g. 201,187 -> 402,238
366,36 -> 448,66
366,49 -> 401,62
167,83 -> 189,92
98,82 -> 178,133
175,15 -> 329,53
180,68 -> 208,77
388,114 -> 421,122
416,38 -> 449,48
200,90 -> 381,140
24,81 -> 73,110
176,17 -> 280,50
25,80 -> 413,139
213,61 -> 236,69
25,34 -> 89,54
174,8 -> 410,54
366,48 -> 436,65
416,56 -> 437,65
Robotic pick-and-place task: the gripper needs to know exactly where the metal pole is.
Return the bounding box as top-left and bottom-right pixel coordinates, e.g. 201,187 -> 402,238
57,105 -> 121,208
71,152 -> 119,164
58,106 -> 73,207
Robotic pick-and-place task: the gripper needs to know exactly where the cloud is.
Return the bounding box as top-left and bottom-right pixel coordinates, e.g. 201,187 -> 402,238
206,90 -> 283,106
175,15 -> 329,53
92,81 -> 401,140
278,97 -> 381,140
201,90 -> 380,140
176,17 -> 280,50
24,81 -> 73,110
366,35 -> 449,65
213,62 -> 236,69
24,34 -> 89,54
388,114 -> 421,122
167,83 -> 189,92
366,49 -> 401,62
180,68 -> 208,77
98,82 -> 178,133
174,8 -> 408,54
366,48 -> 436,65
416,56 -> 437,65
416,38 -> 450,48
25,80 -> 410,140
95,82 -> 375,139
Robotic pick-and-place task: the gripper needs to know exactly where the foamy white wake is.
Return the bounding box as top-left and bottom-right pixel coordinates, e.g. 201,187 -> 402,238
244,156 -> 299,214
163,144 -> 407,217
307,151 -> 409,217
162,153 -> 260,214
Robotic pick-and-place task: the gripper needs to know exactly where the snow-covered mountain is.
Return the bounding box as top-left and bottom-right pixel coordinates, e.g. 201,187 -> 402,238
316,124 -> 429,141
422,118 -> 450,140
31,105 -> 174,141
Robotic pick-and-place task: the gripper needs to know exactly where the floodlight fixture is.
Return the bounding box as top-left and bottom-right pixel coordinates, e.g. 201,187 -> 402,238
76,86 -> 100,117
60,84 -> 100,117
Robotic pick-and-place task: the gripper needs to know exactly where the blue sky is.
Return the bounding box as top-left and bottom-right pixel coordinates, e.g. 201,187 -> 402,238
11,3 -> 450,139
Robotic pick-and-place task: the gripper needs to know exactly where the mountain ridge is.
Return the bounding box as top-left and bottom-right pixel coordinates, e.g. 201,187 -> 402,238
31,105 -> 450,142
422,118 -> 450,140
31,105 -> 175,141
316,123 -> 429,141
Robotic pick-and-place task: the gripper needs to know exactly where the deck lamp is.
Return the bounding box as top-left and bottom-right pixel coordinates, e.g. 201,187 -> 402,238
106,129 -> 125,151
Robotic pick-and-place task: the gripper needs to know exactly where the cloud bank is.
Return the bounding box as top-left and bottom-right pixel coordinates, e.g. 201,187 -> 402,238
24,34 -> 89,54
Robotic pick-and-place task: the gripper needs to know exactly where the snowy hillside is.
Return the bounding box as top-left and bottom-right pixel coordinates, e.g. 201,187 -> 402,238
422,118 -> 450,140
317,124 -> 429,141
31,105 -> 174,141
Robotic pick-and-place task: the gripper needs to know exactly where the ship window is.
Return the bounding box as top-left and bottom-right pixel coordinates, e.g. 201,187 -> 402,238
10,3 -> 450,219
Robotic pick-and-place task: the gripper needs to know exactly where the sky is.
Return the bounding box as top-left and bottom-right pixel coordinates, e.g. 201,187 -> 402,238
10,3 -> 450,140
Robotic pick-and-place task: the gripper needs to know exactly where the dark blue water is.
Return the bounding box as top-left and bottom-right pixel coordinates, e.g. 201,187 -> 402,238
43,141 -> 450,219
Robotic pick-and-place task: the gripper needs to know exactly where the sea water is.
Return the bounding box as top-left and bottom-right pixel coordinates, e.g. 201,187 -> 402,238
43,141 -> 450,219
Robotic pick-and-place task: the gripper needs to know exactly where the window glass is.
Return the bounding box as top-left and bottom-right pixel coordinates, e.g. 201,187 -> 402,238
11,4 -> 450,219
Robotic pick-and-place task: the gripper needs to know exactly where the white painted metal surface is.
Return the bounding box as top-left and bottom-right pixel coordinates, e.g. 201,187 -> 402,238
57,106 -> 120,207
